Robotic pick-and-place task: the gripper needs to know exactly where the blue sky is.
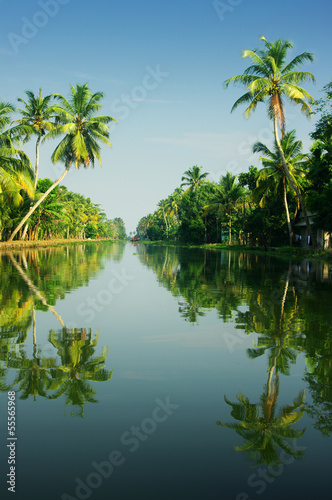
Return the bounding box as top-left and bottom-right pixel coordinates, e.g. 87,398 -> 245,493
1,0 -> 331,233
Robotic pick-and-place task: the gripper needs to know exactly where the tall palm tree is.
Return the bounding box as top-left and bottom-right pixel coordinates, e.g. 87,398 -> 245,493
0,102 -> 34,207
225,36 -> 316,246
10,89 -> 57,241
181,165 -> 209,193
7,83 -> 116,242
253,130 -> 307,245
12,89 -> 57,188
204,172 -> 245,244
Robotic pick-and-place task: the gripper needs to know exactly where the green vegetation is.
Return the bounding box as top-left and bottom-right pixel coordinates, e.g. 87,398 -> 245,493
0,83 -> 126,242
225,35 -> 316,244
136,38 -> 332,250
1,37 -> 331,249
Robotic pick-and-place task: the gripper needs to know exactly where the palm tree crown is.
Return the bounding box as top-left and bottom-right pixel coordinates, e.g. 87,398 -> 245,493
50,83 -> 115,168
0,102 -> 34,204
204,172 -> 245,244
181,165 -> 209,193
13,89 -> 57,187
225,36 -> 315,137
253,130 -> 307,245
7,83 -> 116,241
253,130 -> 306,203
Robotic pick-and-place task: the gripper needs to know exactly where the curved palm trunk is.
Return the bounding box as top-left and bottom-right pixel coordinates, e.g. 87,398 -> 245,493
21,221 -> 29,240
282,176 -> 292,246
7,164 -> 71,242
21,135 -> 42,241
273,115 -> 317,248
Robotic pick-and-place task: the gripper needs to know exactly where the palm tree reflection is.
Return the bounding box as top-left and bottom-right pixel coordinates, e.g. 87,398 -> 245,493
6,308 -> 57,400
218,267 -> 306,466
217,384 -> 305,466
47,328 -> 113,417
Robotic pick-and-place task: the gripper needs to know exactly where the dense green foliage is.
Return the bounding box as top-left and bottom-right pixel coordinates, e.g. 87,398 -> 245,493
307,82 -> 332,232
0,176 -> 126,241
1,40 -> 331,247
136,80 -> 332,246
0,84 -> 124,242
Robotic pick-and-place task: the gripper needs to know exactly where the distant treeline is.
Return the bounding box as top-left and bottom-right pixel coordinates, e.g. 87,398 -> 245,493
1,177 -> 126,241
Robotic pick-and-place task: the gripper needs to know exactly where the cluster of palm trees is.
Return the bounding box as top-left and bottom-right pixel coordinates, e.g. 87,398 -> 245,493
137,36 -> 326,247
224,35 -> 316,245
0,83 -> 116,242
135,165 -> 248,244
15,181 -> 126,241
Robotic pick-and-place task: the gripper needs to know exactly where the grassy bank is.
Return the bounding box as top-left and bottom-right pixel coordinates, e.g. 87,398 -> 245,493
138,240 -> 332,262
0,238 -> 117,252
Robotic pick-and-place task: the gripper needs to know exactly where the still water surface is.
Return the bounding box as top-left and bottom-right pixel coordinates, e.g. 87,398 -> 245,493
0,242 -> 331,500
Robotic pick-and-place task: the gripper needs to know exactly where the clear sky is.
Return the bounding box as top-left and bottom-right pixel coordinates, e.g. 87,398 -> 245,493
1,0 -> 331,234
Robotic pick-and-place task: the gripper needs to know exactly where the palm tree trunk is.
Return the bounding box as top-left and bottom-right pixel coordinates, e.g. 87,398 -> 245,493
273,115 -> 317,247
21,222 -> 29,240
229,216 -> 232,245
282,176 -> 292,246
162,208 -> 168,239
35,135 -> 41,189
7,164 -> 71,242
21,136 -> 42,241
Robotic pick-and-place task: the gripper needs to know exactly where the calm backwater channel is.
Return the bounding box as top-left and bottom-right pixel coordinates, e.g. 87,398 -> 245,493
0,242 -> 331,500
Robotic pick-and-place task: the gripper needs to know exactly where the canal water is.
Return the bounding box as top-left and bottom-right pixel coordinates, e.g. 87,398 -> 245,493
0,242 -> 331,500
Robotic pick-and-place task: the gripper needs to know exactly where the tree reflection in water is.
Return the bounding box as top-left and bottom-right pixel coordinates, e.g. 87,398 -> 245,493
47,328 -> 112,417
0,244 -> 120,415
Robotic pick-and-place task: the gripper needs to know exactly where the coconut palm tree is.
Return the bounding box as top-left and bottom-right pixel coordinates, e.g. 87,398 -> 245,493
12,89 -> 57,188
0,102 -> 34,208
253,130 -> 307,245
225,36 -> 316,245
9,90 -> 57,239
181,165 -> 209,193
7,83 -> 116,242
204,172 -> 245,244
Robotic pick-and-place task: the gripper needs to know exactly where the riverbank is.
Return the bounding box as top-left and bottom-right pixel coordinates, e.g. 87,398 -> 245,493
0,238 -> 117,252
137,240 -> 332,262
